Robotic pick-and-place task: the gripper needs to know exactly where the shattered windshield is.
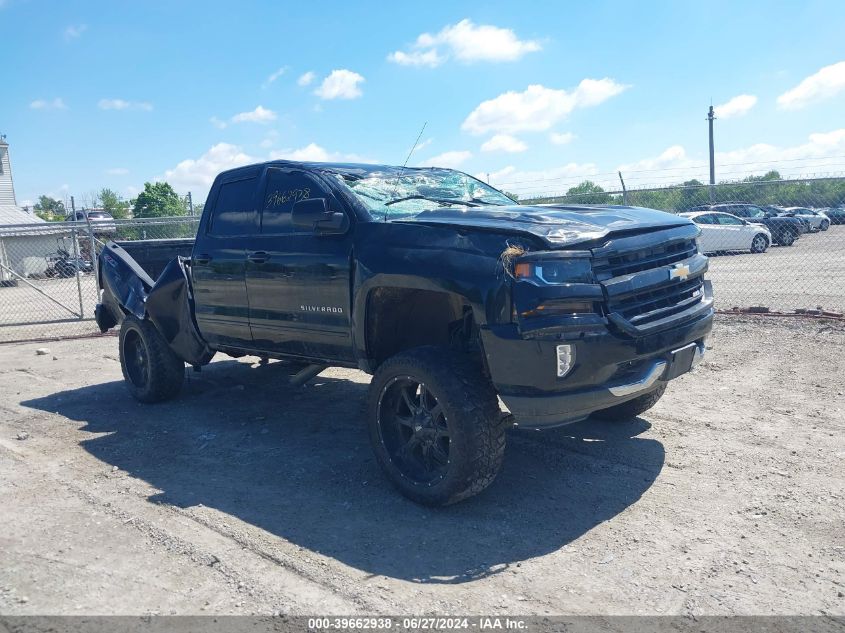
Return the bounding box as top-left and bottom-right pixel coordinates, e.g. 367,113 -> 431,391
332,168 -> 515,220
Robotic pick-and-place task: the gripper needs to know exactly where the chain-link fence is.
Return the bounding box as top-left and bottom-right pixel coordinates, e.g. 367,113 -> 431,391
0,216 -> 200,343
2,179 -> 844,343
525,176 -> 845,314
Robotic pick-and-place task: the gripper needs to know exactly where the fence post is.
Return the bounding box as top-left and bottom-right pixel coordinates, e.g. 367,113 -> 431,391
71,227 -> 84,319
618,171 -> 628,205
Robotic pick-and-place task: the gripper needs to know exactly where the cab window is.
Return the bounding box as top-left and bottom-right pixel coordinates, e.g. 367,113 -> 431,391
209,177 -> 259,236
261,169 -> 326,234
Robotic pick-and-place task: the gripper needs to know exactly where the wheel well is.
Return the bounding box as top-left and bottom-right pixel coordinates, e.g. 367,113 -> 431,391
365,288 -> 480,369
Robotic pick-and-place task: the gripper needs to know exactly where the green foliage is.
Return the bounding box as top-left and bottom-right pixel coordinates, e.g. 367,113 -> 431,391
132,182 -> 186,218
524,174 -> 845,212
33,195 -> 66,221
502,191 -> 519,202
99,188 -> 130,219
565,181 -> 613,204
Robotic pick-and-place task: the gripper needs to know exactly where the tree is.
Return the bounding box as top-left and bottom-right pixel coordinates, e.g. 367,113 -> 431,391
565,180 -> 613,204
100,188 -> 130,219
132,182 -> 186,218
33,195 -> 66,221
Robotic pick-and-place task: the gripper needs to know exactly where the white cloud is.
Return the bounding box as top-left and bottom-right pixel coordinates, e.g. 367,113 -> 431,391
613,129 -> 845,185
297,71 -> 316,86
411,138 -> 433,153
269,143 -> 375,163
262,66 -> 288,89
106,167 -> 129,176
209,116 -> 227,130
480,134 -> 527,153
98,99 -> 153,111
388,19 -> 541,67
259,130 -> 279,149
230,105 -> 277,124
462,79 -> 629,135
314,69 -> 365,100
715,94 -> 757,119
64,24 -> 87,40
417,150 -> 473,168
777,61 -> 845,110
549,131 -> 575,145
388,49 -> 445,68
479,163 -> 600,192
30,98 -> 67,110
161,143 -> 257,197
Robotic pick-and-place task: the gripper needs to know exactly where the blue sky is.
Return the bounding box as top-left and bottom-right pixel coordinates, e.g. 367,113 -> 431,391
3,0 -> 845,207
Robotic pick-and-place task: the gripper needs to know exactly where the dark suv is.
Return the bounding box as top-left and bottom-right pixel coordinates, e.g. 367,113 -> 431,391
689,203 -> 802,246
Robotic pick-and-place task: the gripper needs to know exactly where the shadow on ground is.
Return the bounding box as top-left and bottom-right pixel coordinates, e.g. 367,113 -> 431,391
22,359 -> 665,584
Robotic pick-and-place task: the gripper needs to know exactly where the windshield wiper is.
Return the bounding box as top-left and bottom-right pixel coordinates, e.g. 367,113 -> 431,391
384,195 -> 480,208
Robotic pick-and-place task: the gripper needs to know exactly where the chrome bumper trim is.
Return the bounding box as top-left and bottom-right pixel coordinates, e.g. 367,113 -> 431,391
608,361 -> 668,397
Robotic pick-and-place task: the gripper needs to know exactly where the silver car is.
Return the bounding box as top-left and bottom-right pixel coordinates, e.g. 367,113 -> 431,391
780,207 -> 831,232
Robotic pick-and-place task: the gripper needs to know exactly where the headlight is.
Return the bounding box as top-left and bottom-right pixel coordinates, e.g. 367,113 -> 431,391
513,254 -> 592,285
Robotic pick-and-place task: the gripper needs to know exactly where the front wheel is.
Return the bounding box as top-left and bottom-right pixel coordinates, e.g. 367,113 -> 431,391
820,220 -> 830,231
367,347 -> 506,506
750,234 -> 769,254
119,315 -> 185,403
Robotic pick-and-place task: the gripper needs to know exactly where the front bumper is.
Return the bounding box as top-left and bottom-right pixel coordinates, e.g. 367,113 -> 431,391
481,302 -> 713,428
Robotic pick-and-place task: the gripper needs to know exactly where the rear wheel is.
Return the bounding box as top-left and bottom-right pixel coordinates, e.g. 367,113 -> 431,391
119,315 -> 185,403
367,346 -> 506,506
750,234 -> 769,253
777,230 -> 795,247
592,384 -> 667,422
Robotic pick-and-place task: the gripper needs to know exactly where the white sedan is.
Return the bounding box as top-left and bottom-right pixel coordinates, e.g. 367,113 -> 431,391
679,211 -> 772,254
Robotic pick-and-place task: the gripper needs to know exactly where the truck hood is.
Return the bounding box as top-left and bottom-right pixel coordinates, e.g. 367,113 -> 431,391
392,204 -> 693,248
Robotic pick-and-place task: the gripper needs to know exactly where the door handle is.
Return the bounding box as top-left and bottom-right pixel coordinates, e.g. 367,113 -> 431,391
193,253 -> 212,265
247,251 -> 270,264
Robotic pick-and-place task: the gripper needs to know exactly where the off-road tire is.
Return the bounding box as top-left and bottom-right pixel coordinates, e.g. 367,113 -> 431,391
367,346 -> 506,506
592,384 -> 667,422
777,230 -> 795,247
750,234 -> 769,254
119,315 -> 185,403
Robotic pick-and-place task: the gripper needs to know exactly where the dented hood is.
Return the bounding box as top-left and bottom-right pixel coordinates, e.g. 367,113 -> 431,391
393,204 -> 692,248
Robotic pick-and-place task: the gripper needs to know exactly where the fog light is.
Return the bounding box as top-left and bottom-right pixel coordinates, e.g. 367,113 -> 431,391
556,344 -> 575,378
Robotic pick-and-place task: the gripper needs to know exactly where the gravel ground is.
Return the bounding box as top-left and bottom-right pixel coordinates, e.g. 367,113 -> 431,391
0,316 -> 843,616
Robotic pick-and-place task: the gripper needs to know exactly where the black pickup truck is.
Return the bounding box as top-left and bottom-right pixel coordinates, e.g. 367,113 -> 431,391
96,161 -> 713,505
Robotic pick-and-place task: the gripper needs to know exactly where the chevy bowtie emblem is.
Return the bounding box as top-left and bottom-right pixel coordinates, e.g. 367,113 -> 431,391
669,263 -> 691,281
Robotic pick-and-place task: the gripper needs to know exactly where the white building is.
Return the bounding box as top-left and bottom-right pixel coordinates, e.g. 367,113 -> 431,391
0,136 -> 68,281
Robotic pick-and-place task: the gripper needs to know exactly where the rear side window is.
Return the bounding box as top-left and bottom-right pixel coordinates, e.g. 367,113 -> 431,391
209,177 -> 259,236
261,169 -> 325,233
694,214 -> 714,225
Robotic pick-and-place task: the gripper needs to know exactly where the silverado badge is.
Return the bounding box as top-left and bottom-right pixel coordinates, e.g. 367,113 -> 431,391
669,263 -> 691,281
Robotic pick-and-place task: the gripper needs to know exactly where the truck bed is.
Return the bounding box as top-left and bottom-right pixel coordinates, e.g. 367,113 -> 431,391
115,238 -> 194,279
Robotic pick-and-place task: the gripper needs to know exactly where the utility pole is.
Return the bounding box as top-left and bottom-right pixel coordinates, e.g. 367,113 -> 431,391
707,105 -> 716,203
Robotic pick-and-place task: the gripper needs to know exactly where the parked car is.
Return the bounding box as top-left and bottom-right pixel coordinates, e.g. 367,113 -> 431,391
679,211 -> 771,254
824,207 -> 845,225
95,161 -> 714,506
778,207 -> 830,232
688,203 -> 802,246
68,209 -> 117,235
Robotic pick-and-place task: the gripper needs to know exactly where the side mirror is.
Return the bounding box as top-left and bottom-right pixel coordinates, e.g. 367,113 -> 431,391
291,198 -> 349,234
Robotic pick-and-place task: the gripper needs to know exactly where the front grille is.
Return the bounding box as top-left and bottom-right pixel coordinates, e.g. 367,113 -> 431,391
608,276 -> 705,325
593,238 -> 697,280
592,225 -> 708,332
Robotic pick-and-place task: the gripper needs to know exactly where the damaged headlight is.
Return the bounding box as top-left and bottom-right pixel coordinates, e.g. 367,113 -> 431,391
513,252 -> 592,285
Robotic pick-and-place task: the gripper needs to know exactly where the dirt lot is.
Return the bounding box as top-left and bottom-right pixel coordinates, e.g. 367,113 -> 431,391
0,316 -> 843,616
